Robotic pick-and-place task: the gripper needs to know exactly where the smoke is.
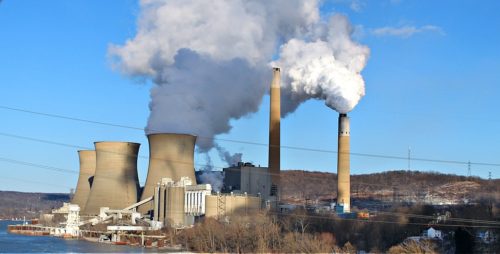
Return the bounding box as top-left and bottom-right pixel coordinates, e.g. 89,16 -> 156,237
110,0 -> 369,151
198,155 -> 224,192
274,15 -> 370,114
216,144 -> 242,167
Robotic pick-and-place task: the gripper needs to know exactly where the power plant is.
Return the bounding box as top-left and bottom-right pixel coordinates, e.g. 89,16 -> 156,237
337,113 -> 351,212
38,67 -> 354,242
83,142 -> 141,215
139,133 -> 197,214
70,150 -> 96,212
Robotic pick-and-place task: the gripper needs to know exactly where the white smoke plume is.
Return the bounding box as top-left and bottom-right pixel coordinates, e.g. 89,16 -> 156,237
198,155 -> 224,192
275,15 -> 370,114
110,0 -> 369,151
215,144 -> 242,167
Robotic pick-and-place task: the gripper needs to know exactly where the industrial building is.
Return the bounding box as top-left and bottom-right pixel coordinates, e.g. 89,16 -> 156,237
223,162 -> 271,202
151,177 -> 261,228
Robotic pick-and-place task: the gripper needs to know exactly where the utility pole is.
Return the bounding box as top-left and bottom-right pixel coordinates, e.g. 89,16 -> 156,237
408,146 -> 411,171
467,161 -> 471,177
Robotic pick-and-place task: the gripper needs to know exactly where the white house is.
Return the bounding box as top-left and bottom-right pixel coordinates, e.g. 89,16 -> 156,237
423,227 -> 443,239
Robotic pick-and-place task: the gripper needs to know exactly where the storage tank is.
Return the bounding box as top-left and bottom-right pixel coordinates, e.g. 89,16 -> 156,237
139,133 -> 196,214
71,150 -> 96,212
165,186 -> 185,227
83,142 -> 140,215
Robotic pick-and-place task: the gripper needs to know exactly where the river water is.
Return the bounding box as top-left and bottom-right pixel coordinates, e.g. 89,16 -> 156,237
0,220 -> 175,253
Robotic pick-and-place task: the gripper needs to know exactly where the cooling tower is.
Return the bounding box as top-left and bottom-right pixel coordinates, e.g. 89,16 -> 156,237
337,113 -> 350,212
139,133 -> 196,214
71,150 -> 96,212
269,67 -> 281,198
83,142 -> 141,215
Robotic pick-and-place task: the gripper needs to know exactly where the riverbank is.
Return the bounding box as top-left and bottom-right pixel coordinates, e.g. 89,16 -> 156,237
5,222 -> 183,252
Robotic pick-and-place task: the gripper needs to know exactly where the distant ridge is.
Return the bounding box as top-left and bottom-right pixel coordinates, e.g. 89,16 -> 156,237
281,170 -> 499,204
0,170 -> 498,218
0,191 -> 69,219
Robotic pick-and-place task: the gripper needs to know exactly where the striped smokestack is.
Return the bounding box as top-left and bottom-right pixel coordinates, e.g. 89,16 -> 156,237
337,113 -> 350,212
269,67 -> 281,198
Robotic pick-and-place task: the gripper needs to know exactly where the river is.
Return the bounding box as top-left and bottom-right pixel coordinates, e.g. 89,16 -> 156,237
0,220 -> 176,253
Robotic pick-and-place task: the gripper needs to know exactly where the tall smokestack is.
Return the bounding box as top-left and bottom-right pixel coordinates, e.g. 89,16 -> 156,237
83,142 -> 141,215
269,67 -> 281,198
71,150 -> 96,212
337,113 -> 350,212
138,133 -> 196,214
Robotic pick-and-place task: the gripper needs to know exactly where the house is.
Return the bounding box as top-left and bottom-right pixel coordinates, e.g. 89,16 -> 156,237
423,227 -> 443,239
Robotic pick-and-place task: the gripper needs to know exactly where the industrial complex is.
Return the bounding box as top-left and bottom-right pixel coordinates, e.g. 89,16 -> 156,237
9,67 -> 354,245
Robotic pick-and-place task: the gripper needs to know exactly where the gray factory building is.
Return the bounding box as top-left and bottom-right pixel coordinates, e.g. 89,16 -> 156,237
223,162 -> 271,201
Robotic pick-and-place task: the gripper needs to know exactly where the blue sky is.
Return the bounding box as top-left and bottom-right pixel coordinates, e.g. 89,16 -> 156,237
0,0 -> 499,192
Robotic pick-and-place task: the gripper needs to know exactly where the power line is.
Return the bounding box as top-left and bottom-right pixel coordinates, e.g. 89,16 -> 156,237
0,176 -> 72,189
0,157 -> 78,174
1,131 -> 498,186
373,211 -> 500,226
1,105 -> 499,168
0,156 -> 146,185
270,212 -> 500,229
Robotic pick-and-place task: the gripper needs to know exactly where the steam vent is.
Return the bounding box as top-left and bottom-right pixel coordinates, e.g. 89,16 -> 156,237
269,67 -> 281,198
83,142 -> 141,215
139,133 -> 197,214
337,113 -> 350,212
71,150 -> 96,212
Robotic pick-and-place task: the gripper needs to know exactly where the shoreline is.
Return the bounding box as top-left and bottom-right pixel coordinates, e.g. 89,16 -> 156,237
7,223 -> 184,252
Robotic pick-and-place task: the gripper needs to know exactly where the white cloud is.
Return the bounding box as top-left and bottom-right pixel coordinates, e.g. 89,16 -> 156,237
333,0 -> 366,12
371,25 -> 444,38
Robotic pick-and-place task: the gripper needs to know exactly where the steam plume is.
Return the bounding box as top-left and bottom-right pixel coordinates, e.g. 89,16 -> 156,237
110,0 -> 369,151
275,15 -> 370,114
199,155 -> 224,192
215,144 -> 242,167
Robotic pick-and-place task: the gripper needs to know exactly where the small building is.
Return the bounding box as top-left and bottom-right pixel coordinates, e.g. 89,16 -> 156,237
423,227 -> 443,239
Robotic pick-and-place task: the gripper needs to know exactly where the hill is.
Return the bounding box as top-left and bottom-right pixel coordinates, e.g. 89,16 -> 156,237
0,170 -> 498,218
0,191 -> 69,219
281,170 -> 499,205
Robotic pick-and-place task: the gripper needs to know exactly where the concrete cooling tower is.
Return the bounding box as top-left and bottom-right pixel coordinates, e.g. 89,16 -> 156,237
139,133 -> 196,214
83,142 -> 141,215
337,113 -> 350,212
71,150 -> 96,212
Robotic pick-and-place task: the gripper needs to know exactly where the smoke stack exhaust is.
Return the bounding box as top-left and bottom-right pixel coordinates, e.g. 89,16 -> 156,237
269,67 -> 281,197
71,150 -> 96,212
337,113 -> 350,212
